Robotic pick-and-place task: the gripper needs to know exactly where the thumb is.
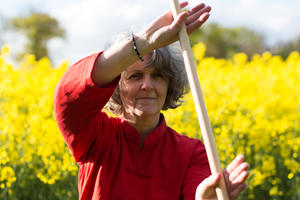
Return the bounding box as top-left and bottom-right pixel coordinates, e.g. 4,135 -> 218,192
196,173 -> 221,200
169,11 -> 188,32
205,173 -> 222,188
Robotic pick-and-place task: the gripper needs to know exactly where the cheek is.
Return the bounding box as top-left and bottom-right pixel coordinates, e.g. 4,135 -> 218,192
159,81 -> 169,96
119,83 -> 136,105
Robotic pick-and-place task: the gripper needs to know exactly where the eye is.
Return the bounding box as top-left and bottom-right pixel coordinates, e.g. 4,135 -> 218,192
152,72 -> 164,79
128,73 -> 142,80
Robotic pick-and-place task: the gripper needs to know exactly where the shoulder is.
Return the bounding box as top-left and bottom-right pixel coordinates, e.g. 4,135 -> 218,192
95,111 -> 123,129
166,126 -> 202,145
164,126 -> 210,175
165,126 -> 206,156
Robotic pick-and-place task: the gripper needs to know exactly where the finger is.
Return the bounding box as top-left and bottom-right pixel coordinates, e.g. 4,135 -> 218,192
231,182 -> 247,200
205,173 -> 222,188
226,155 -> 245,174
229,162 -> 250,182
196,173 -> 221,199
188,3 -> 205,15
167,1 -> 189,20
179,1 -> 189,9
186,5 -> 211,25
231,170 -> 249,190
169,11 -> 188,32
201,174 -> 222,190
189,3 -> 205,14
186,12 -> 210,34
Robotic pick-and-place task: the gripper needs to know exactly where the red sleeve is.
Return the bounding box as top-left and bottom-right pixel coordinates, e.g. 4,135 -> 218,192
54,51 -> 120,163
181,141 -> 211,200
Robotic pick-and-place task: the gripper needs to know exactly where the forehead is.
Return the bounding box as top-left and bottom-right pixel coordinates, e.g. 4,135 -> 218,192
124,54 -> 157,73
126,62 -> 155,73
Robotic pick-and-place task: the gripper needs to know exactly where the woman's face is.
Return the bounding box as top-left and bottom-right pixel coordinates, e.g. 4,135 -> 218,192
119,58 -> 169,119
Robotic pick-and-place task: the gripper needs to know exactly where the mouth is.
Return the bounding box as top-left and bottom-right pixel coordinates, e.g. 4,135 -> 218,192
137,97 -> 156,100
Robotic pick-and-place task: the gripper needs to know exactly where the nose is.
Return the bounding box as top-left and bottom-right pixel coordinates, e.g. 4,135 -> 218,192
141,75 -> 154,90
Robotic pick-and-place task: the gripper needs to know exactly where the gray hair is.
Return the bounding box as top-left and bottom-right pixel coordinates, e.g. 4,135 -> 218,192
105,37 -> 189,115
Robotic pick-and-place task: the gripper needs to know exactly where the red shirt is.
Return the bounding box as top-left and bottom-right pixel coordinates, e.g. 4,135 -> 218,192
54,52 -> 211,200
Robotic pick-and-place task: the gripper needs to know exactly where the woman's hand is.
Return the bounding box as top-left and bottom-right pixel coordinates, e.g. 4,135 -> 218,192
195,155 -> 250,200
93,1 -> 211,86
139,1 -> 211,50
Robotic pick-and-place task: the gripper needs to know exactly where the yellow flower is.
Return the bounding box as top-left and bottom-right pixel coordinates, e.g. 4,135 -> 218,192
1,44 -> 300,199
192,42 -> 206,61
233,53 -> 248,65
1,45 -> 10,55
288,173 -> 294,179
269,186 -> 279,196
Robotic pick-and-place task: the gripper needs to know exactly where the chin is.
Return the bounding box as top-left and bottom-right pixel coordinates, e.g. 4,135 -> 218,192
135,108 -> 160,118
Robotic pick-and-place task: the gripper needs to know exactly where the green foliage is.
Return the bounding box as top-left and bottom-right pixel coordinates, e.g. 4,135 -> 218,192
190,23 -> 265,59
271,36 -> 300,59
10,12 -> 65,60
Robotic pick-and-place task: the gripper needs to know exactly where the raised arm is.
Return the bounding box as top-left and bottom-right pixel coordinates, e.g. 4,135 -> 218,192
91,1 -> 211,86
55,1 -> 211,163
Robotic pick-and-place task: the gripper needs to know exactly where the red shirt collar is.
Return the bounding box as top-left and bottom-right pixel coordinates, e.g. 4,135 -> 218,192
121,114 -> 167,147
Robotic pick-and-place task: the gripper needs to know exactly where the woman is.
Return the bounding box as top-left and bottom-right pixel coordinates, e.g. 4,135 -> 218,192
54,1 -> 249,199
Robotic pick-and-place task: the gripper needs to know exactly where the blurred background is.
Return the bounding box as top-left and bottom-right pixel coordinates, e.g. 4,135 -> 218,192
1,0 -> 300,65
0,0 -> 299,199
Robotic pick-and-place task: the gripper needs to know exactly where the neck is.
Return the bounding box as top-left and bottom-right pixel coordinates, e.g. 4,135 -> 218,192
123,112 -> 161,142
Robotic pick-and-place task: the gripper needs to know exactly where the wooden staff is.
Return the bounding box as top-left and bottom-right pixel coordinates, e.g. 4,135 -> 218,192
169,0 -> 230,199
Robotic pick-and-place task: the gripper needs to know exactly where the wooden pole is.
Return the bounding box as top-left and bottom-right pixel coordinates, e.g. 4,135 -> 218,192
168,0 -> 230,199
